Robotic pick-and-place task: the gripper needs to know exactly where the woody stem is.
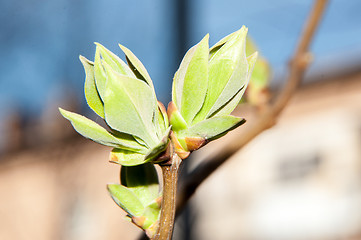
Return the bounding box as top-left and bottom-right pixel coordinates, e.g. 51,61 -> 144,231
153,152 -> 182,240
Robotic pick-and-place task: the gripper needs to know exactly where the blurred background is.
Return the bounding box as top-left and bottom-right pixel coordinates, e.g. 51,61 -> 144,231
1,0 -> 361,239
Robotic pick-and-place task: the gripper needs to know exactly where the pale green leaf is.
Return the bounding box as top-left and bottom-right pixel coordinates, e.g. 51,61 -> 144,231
102,63 -> 158,147
212,52 -> 258,117
133,136 -> 149,149
59,108 -> 145,151
172,34 -> 209,124
111,130 -> 149,150
210,85 -> 245,117
153,102 -> 168,139
194,27 -> 248,121
209,30 -> 238,60
118,45 -> 160,134
185,115 -> 246,141
110,148 -> 146,166
107,184 -> 144,217
94,47 -> 107,99
121,164 -> 159,206
141,200 -> 161,230
118,44 -> 154,89
206,61 -> 248,117
79,56 -> 104,118
159,103 -> 169,129
95,43 -> 135,77
144,126 -> 171,162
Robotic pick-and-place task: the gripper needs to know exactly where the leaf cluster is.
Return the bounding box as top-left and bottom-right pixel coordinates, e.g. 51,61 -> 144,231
59,26 -> 259,237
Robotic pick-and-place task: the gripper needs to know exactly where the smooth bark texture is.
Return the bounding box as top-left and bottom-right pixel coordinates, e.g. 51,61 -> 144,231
153,153 -> 181,240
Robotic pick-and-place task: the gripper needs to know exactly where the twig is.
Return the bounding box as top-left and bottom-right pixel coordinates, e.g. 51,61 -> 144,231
176,0 -> 329,214
153,153 -> 182,240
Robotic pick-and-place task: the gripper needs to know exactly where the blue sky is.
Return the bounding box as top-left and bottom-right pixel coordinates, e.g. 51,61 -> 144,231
0,0 -> 360,119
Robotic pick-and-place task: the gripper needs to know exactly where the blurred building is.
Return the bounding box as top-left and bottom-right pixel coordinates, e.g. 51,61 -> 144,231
192,70 -> 361,240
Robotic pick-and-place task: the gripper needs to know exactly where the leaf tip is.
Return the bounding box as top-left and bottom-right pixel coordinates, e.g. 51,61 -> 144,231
58,107 -> 67,117
204,33 -> 210,40
79,55 -> 94,66
248,51 -> 258,60
118,43 -> 129,54
79,55 -> 85,62
240,25 -> 248,33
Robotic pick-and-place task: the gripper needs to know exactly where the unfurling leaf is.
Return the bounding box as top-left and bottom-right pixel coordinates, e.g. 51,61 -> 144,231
169,26 -> 257,156
185,115 -> 246,141
110,148 -> 147,166
244,37 -> 271,106
107,164 -> 161,238
80,56 -> 104,118
101,63 -> 158,147
119,44 -> 154,88
172,34 -> 209,124
59,108 -> 146,151
121,163 -> 159,206
60,43 -> 170,167
107,184 -> 144,217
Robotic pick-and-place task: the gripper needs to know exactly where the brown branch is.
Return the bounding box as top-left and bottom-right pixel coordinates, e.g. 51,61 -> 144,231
176,0 -> 329,214
152,153 -> 182,240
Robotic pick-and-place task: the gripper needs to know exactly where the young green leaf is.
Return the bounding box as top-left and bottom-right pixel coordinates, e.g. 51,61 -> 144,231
144,126 -> 171,163
212,52 -> 258,117
102,63 -> 158,147
209,31 -> 238,59
110,148 -> 147,166
141,200 -> 161,230
119,44 -> 154,89
194,26 -> 248,122
172,34 -> 209,124
93,47 -> 107,100
80,56 -> 104,118
185,115 -> 246,141
107,184 -> 144,217
169,26 -> 257,154
121,164 -> 159,206
59,108 -> 146,151
153,102 -> 168,139
95,43 -> 135,77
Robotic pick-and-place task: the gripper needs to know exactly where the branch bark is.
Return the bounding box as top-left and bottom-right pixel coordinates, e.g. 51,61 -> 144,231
152,153 -> 182,240
176,0 -> 329,215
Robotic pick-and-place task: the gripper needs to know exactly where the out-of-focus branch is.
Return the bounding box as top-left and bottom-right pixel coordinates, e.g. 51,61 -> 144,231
176,0 -> 329,214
